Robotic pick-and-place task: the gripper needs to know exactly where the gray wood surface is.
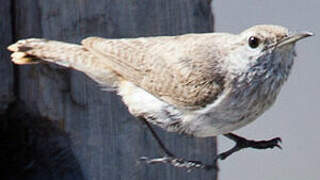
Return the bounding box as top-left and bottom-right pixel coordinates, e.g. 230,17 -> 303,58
8,0 -> 217,179
0,0 -> 14,113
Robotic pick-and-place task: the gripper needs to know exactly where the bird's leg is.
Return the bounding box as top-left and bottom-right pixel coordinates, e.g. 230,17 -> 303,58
216,133 -> 282,160
139,118 -> 216,171
139,119 -> 281,171
139,117 -> 174,157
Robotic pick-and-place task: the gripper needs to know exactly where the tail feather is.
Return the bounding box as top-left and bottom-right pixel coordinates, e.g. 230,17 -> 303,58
10,51 -> 40,65
8,38 -> 120,88
8,39 -> 86,67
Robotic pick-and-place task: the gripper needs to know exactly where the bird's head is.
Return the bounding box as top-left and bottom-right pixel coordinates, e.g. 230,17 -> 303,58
223,25 -> 312,80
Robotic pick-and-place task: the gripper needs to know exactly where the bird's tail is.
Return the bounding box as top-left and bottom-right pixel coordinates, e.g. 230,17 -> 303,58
8,38 -> 119,88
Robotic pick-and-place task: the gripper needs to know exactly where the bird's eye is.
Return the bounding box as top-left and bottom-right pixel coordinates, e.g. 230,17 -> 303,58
248,36 -> 260,49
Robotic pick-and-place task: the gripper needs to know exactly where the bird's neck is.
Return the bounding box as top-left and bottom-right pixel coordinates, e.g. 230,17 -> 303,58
230,51 -> 295,113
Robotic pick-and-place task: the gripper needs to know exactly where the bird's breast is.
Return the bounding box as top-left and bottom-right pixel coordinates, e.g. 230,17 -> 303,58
117,56 -> 292,138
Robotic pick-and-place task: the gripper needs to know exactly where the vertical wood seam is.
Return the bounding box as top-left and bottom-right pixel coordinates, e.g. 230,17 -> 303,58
10,0 -> 20,98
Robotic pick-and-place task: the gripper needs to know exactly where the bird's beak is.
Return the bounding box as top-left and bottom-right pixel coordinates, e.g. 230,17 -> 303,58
264,32 -> 313,51
276,32 -> 313,48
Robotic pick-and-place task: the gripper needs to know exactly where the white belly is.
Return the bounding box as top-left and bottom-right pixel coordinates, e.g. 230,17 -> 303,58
116,46 -> 293,137
117,81 -> 272,137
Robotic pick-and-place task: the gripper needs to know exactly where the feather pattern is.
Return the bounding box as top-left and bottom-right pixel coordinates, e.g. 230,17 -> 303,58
82,34 -> 226,109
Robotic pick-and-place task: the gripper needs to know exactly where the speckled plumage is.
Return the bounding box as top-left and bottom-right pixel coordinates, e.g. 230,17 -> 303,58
8,25 -> 311,137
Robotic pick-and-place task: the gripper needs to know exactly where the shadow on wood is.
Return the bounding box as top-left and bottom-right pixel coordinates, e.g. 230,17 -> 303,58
0,101 -> 84,180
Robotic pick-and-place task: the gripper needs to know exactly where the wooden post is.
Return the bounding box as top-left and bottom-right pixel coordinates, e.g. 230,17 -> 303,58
0,0 -> 14,113
2,0 -> 217,179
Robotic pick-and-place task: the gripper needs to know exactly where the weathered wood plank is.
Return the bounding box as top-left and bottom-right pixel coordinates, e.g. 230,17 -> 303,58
12,1 -> 216,180
0,102 -> 84,180
0,0 -> 14,113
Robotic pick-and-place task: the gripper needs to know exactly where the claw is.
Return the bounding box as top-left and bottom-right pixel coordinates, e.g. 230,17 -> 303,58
275,144 -> 282,150
139,156 -> 217,171
138,118 -> 218,171
275,138 -> 282,149
273,137 -> 282,143
269,137 -> 282,149
220,133 -> 284,160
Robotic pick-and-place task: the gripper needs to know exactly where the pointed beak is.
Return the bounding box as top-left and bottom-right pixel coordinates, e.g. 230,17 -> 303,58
276,32 -> 313,48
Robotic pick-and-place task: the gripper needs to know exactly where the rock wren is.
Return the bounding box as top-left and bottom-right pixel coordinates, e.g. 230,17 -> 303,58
8,25 -> 312,170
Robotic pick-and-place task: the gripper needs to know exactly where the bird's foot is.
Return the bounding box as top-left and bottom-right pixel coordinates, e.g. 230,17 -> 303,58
218,133 -> 282,160
139,156 -> 217,172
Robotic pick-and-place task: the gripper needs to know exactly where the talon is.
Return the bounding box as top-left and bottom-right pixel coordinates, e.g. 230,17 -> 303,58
139,156 -> 148,161
221,133 -> 284,159
272,137 -> 282,143
139,156 -> 215,171
275,144 -> 282,150
273,138 -> 282,149
269,137 -> 282,149
276,137 -> 282,143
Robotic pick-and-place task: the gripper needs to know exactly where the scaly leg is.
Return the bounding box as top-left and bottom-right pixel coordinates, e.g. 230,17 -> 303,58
139,118 -> 216,171
139,118 -> 281,171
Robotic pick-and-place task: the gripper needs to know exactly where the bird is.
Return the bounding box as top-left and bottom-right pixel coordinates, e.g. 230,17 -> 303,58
8,24 -> 312,170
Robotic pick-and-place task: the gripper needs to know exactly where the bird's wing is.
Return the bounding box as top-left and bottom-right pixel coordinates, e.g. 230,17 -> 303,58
82,34 -> 226,109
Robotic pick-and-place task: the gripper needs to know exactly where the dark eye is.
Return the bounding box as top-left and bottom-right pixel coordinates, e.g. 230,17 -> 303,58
248,36 -> 260,48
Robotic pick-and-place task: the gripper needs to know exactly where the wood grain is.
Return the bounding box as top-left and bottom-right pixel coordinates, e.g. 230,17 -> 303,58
9,0 -> 217,179
0,0 -> 14,113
